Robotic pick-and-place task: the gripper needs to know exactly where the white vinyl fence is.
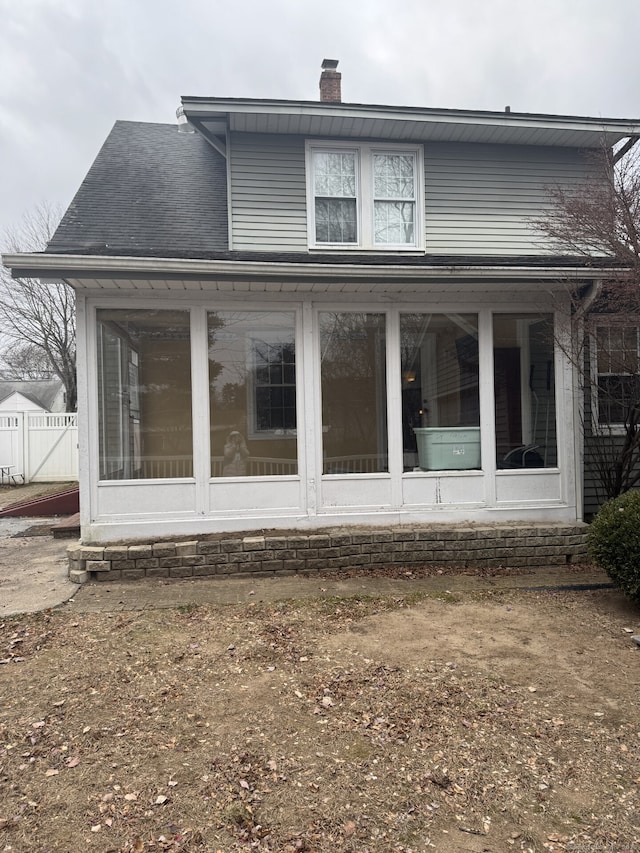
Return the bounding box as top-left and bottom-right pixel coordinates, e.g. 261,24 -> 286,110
0,412 -> 78,483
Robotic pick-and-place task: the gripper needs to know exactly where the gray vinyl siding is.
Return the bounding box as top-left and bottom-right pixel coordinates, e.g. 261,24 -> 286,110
424,143 -> 592,255
229,133 -> 594,255
230,133 -> 308,251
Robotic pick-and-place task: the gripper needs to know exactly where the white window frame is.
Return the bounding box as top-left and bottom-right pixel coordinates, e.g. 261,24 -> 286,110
590,319 -> 640,435
305,140 -> 424,251
246,328 -> 298,441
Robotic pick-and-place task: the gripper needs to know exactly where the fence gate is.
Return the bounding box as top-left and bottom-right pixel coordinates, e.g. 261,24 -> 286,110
0,412 -> 78,483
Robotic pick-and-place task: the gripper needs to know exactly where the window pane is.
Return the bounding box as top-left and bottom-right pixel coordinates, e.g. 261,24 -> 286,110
401,314 -> 480,471
374,154 -> 415,199
313,151 -> 356,197
315,198 -> 357,243
597,375 -> 640,425
597,325 -> 638,377
208,312 -> 297,477
493,314 -> 557,468
374,200 -> 415,244
97,309 -> 193,480
320,312 -> 388,474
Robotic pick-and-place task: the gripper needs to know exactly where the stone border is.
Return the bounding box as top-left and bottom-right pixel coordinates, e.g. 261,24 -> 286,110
67,523 -> 589,584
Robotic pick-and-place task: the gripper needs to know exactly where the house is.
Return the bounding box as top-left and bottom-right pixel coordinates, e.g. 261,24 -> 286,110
0,379 -> 66,413
4,60 -> 640,551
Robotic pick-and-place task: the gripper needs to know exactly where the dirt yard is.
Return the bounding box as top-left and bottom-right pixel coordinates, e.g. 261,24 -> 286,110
1,587 -> 639,852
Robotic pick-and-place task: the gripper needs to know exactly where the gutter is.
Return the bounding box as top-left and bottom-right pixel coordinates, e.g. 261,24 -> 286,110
1,253 -> 624,285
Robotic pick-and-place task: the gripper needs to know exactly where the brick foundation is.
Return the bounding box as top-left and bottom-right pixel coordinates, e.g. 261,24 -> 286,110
67,523 -> 589,583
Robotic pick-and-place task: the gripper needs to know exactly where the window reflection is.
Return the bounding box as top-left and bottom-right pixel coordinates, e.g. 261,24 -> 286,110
208,312 -> 298,477
401,314 -> 480,471
97,309 -> 193,480
320,312 -> 388,474
493,314 -> 557,468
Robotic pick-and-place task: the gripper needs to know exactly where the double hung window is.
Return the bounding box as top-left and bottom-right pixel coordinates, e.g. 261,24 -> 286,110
594,323 -> 640,430
307,142 -> 422,250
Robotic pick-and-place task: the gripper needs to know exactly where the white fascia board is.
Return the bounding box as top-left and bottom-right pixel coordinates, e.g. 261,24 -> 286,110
1,252 -> 626,285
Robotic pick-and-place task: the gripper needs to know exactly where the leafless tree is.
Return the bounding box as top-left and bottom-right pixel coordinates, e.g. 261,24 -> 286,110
0,341 -> 54,380
0,203 -> 76,410
537,140 -> 640,504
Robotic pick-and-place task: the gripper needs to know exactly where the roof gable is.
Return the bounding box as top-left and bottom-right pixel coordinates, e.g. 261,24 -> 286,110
0,380 -> 64,412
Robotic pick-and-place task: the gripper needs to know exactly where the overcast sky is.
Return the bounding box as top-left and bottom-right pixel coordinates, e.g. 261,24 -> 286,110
1,0 -> 639,239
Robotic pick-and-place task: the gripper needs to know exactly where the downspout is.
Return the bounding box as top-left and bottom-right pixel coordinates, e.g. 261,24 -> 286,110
573,280 -> 602,522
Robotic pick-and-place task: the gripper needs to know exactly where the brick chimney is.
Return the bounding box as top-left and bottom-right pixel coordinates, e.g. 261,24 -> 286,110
319,59 -> 341,103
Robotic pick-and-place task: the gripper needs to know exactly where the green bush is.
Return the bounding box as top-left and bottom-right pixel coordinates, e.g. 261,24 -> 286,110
588,490 -> 640,600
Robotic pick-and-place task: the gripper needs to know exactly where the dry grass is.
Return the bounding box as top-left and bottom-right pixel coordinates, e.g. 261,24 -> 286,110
1,588 -> 639,852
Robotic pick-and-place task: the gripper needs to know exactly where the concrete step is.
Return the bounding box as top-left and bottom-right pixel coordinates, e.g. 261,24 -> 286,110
51,512 -> 81,539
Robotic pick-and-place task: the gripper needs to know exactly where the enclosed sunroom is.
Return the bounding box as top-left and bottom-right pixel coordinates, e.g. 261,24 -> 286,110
46,268 -> 581,543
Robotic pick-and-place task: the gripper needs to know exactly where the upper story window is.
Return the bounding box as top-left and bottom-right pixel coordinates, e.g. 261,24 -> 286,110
306,142 -> 423,250
593,323 -> 640,431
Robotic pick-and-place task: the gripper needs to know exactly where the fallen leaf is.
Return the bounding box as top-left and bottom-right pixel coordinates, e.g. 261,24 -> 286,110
66,756 -> 80,768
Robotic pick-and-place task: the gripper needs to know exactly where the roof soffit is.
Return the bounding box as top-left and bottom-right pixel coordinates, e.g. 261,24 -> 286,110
181,98 -> 640,148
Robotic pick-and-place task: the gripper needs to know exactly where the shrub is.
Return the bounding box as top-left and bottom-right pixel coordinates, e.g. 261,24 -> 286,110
588,489 -> 640,600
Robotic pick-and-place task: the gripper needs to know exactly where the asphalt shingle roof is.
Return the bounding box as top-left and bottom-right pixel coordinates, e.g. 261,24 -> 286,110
43,120 -> 622,273
47,121 -> 228,257
0,380 -> 64,412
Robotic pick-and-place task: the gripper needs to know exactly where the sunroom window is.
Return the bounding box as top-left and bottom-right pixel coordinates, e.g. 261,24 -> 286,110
400,313 -> 480,472
493,314 -> 557,468
96,309 -> 193,480
308,143 -> 422,249
208,311 -> 298,477
320,312 -> 388,473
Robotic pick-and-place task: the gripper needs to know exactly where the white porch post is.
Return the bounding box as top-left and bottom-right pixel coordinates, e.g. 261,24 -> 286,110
190,306 -> 210,516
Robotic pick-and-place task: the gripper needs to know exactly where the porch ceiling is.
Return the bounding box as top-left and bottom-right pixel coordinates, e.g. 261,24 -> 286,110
56,277 -> 589,294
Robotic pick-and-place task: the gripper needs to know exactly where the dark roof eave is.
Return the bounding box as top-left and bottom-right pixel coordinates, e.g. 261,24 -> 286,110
3,250 -> 631,285
37,246 -> 629,269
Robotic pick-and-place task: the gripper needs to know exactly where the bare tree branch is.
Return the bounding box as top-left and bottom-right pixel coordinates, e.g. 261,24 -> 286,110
0,203 -> 76,410
537,139 -> 640,504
